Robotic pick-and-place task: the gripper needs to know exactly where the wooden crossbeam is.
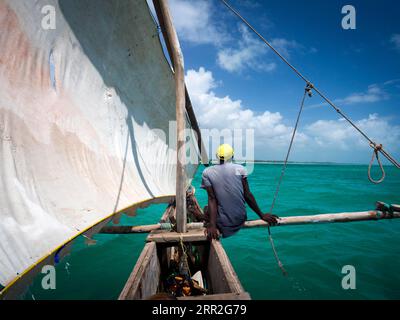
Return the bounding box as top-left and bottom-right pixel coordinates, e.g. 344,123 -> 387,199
100,210 -> 400,235
146,229 -> 207,243
244,210 -> 400,228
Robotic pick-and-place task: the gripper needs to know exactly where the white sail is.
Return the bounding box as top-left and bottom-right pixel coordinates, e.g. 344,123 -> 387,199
0,0 -> 199,297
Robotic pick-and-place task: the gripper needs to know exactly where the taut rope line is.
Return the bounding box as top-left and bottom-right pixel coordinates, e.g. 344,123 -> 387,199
267,84 -> 310,276
220,0 -> 400,180
269,85 -> 310,214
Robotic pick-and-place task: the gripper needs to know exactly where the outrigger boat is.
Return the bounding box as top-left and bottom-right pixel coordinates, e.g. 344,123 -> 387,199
107,195 -> 400,300
0,0 -> 399,300
0,0 -> 247,300
118,193 -> 251,300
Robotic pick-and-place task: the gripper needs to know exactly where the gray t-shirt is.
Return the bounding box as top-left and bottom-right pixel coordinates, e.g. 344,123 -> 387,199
201,163 -> 247,238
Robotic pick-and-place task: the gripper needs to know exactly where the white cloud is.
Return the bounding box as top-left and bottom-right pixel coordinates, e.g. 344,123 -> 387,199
384,79 -> 400,86
337,84 -> 389,105
217,24 -> 302,73
270,38 -> 301,58
236,0 -> 261,9
305,114 -> 400,161
390,34 -> 400,51
186,67 -> 400,162
186,67 -> 307,159
307,84 -> 390,110
168,0 -> 225,45
146,0 -> 224,45
217,25 -> 275,73
185,67 -> 216,95
148,0 -> 309,74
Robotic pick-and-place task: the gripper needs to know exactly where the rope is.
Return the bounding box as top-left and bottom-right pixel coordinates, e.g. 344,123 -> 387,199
368,144 -> 386,184
179,235 -> 191,277
268,234 -> 287,276
160,222 -> 172,230
266,85 -> 309,276
269,86 -> 309,213
219,0 -> 400,181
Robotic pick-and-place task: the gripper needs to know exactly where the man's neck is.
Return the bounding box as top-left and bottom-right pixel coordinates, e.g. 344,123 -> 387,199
219,160 -> 232,165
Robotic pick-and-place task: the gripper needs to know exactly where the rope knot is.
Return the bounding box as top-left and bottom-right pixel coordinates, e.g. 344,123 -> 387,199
370,142 -> 383,152
305,83 -> 313,97
368,143 -> 385,184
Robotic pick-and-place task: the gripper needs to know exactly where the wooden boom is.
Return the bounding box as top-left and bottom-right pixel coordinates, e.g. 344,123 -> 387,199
99,210 -> 400,234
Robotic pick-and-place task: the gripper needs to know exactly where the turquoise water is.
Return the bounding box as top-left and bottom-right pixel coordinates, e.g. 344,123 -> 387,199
23,164 -> 400,300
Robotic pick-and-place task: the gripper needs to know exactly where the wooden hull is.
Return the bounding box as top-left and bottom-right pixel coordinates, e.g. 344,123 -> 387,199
119,239 -> 250,300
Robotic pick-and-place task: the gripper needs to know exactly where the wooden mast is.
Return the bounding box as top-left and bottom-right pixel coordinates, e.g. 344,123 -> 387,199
152,1 -> 209,167
156,0 -> 187,233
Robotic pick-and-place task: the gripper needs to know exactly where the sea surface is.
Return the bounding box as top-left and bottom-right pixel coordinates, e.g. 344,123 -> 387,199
24,164 -> 400,300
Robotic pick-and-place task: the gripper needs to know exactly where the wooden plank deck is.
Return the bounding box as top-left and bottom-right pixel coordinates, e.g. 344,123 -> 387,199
146,229 -> 207,243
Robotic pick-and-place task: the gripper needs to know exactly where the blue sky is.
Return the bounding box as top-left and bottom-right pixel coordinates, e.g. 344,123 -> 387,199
154,0 -> 400,163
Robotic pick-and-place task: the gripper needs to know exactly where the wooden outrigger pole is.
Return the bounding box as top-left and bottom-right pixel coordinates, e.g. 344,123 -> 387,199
101,209 -> 400,235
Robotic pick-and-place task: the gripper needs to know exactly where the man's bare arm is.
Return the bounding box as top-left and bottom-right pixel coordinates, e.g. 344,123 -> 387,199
242,177 -> 278,225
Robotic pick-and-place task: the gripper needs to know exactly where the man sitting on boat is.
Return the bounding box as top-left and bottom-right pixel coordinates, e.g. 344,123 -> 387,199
201,144 -> 278,239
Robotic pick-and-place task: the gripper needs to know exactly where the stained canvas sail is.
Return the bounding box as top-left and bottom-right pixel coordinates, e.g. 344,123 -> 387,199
0,0 -> 200,297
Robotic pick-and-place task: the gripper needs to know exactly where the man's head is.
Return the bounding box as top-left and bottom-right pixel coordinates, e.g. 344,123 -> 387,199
216,144 -> 234,163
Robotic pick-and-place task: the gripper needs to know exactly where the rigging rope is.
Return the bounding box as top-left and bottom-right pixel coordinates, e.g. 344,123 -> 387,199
269,85 -> 310,214
368,144 -> 386,184
219,0 -> 400,278
267,84 -> 310,276
220,0 -> 400,182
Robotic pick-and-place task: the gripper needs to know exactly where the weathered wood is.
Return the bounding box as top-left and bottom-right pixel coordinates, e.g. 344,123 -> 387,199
120,209 -> 249,299
208,240 -> 244,294
146,229 -> 207,243
178,292 -> 251,300
152,0 -> 209,166
100,210 -> 400,234
101,224 -> 162,234
244,210 -> 400,228
156,0 -> 187,233
118,242 -> 160,300
100,222 -> 204,234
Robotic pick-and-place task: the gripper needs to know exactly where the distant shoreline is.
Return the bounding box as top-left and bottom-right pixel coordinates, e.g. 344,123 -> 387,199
207,160 -> 389,166
244,160 -> 355,165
